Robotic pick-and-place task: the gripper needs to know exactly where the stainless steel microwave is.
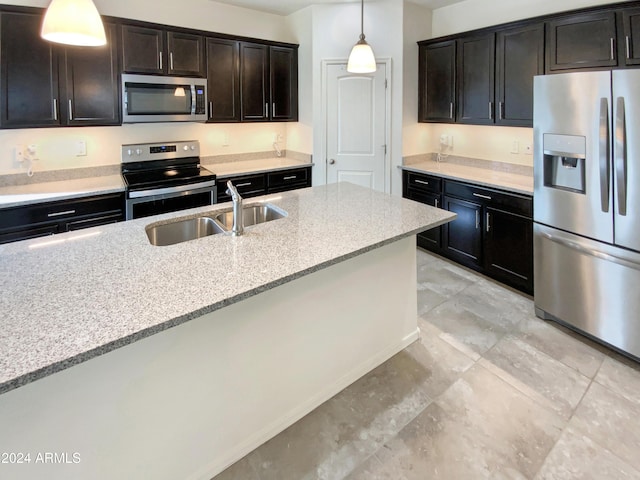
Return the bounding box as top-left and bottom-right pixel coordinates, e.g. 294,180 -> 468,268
122,74 -> 207,123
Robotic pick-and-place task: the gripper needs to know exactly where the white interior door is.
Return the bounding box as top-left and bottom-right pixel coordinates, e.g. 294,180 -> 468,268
326,63 -> 387,192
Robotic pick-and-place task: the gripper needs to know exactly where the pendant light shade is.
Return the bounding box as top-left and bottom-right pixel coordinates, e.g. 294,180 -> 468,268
41,0 -> 107,47
347,0 -> 376,73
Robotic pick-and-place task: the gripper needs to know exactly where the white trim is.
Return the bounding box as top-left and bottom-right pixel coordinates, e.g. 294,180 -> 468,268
320,57 -> 393,194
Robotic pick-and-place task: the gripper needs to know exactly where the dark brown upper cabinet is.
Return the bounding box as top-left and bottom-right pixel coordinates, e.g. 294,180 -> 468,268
418,40 -> 456,123
240,42 -> 298,122
621,7 -> 640,66
122,25 -> 205,77
546,11 -> 618,72
456,32 -> 495,125
206,38 -> 240,122
0,12 -> 119,128
270,46 -> 298,122
495,23 -> 544,127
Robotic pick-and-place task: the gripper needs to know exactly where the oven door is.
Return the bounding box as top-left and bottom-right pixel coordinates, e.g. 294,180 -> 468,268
126,183 -> 216,220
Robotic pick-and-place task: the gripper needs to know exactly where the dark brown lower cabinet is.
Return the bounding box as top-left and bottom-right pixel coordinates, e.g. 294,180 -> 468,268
217,167 -> 311,203
402,169 -> 533,294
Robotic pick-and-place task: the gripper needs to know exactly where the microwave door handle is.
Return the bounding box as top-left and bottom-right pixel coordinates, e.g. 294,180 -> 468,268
191,85 -> 196,114
599,97 -> 611,213
615,97 -> 628,216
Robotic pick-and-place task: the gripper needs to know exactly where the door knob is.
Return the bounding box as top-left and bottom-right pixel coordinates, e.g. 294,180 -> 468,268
329,159 -> 336,164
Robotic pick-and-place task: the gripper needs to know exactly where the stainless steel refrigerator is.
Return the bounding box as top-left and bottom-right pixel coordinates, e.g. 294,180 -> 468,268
534,70 -> 640,360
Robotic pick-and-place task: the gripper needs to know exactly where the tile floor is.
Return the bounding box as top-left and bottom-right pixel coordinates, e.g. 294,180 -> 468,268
213,249 -> 640,480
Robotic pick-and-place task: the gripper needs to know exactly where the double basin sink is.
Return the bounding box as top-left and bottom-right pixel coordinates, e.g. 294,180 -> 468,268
146,203 -> 286,246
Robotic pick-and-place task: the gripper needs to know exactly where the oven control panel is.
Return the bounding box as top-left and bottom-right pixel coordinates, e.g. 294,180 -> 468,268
121,141 -> 200,163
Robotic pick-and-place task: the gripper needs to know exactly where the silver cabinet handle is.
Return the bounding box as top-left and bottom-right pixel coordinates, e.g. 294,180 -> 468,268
159,51 -> 163,70
235,182 -> 252,188
489,102 -> 493,120
170,52 -> 174,71
610,38 -> 615,60
626,36 -> 631,59
53,98 -> 58,121
209,101 -> 213,119
615,96 -> 627,216
329,159 -> 336,165
265,103 -> 268,117
472,192 -> 492,200
435,198 -> 439,208
600,97 -> 611,213
475,210 -> 480,230
498,101 -> 504,120
283,175 -> 297,180
449,102 -> 453,119
415,179 -> 429,186
486,212 -> 491,232
48,210 -> 76,218
272,103 -> 276,117
68,99 -> 73,121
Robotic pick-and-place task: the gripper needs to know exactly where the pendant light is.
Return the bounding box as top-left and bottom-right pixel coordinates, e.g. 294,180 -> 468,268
347,0 -> 377,73
41,0 -> 107,47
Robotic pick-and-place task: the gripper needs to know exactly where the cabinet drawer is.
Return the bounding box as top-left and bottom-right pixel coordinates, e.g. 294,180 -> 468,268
405,171 -> 442,194
0,193 -> 124,230
444,181 -> 532,217
217,174 -> 266,203
267,168 -> 310,189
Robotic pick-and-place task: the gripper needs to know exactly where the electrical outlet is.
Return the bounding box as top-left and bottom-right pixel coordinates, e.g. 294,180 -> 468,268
14,145 -> 25,163
511,140 -> 520,154
76,140 -> 87,156
222,132 -> 230,147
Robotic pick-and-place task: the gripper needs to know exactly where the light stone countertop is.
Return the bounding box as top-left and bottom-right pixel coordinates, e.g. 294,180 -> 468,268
0,182 -> 455,395
402,161 -> 534,195
0,175 -> 125,209
205,157 -> 312,178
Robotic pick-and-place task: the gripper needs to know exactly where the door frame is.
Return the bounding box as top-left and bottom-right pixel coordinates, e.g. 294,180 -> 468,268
320,58 -> 392,193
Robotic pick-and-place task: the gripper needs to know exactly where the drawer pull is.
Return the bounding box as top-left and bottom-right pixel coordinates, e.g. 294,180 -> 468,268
235,182 -> 252,188
434,198 -> 439,208
414,179 -> 429,186
486,212 -> 491,232
47,210 -> 76,218
475,210 -> 480,230
472,192 -> 492,200
283,175 -> 297,180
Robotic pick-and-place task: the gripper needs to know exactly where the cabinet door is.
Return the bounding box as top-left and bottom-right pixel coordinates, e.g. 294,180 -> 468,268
621,7 -> 640,66
443,196 -> 483,267
61,23 -> 120,126
418,41 -> 456,123
457,33 -> 495,125
0,12 -> 60,128
167,31 -> 205,77
484,207 -> 533,293
496,23 -> 544,127
267,167 -> 310,192
122,25 -> 165,74
206,38 -> 240,122
547,12 -> 618,72
217,173 -> 266,203
240,42 -> 269,121
406,188 -> 443,251
270,46 -> 298,121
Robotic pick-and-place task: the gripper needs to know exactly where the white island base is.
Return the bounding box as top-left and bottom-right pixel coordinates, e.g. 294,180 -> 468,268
0,236 -> 418,480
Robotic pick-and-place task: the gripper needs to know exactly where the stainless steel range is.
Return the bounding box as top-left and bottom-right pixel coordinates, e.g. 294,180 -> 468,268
121,140 -> 216,220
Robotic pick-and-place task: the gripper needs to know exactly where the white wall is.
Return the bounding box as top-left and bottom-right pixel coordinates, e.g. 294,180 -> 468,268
418,0 -> 631,166
402,1 -> 431,157
0,0 -> 293,175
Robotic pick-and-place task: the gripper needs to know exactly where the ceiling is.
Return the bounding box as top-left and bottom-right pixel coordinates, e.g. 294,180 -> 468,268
212,0 -> 467,16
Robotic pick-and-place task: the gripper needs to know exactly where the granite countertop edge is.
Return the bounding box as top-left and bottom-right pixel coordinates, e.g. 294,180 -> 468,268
400,162 -> 534,196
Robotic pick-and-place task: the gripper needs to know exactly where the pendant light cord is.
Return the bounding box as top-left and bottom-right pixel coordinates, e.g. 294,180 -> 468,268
360,0 -> 365,40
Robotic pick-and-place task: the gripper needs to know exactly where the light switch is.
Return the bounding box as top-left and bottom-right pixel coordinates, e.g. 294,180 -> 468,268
511,140 -> 519,154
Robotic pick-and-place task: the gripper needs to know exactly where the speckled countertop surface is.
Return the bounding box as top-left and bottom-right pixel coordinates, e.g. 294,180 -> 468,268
0,175 -> 125,209
402,161 -> 534,195
0,182 -> 454,395
206,158 -> 311,178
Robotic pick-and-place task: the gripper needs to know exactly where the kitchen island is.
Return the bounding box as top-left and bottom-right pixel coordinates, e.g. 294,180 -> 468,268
0,183 -> 454,480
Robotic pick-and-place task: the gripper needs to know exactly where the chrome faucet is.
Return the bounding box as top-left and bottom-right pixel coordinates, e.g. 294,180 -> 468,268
226,180 -> 244,236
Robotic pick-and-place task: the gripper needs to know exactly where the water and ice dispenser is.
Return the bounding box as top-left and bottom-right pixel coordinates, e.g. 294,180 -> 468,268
542,134 -> 586,193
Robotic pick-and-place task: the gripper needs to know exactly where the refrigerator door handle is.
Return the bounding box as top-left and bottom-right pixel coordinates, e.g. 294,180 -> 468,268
539,230 -> 640,271
599,97 -> 611,213
615,96 -> 628,216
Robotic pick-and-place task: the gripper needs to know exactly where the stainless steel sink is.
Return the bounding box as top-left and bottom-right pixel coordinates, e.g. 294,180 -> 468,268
146,216 -> 225,246
214,204 -> 286,229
